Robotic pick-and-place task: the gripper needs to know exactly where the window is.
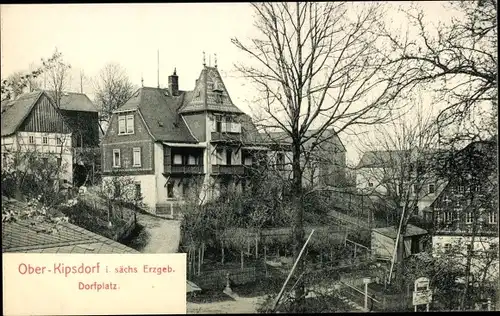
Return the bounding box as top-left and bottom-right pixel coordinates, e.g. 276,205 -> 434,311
489,211 -> 497,224
466,212 -> 473,224
28,136 -> 35,144
118,116 -> 126,134
126,115 -> 134,134
428,184 -> 436,194
444,243 -> 452,254
216,148 -> 223,164
244,156 -> 253,166
444,211 -> 452,223
118,114 -> 135,135
182,182 -> 190,197
215,91 -> 223,104
368,182 -> 374,188
167,182 -> 175,199
42,136 -> 48,144
216,117 -> 222,132
133,147 -> 141,167
112,149 -> 121,168
276,152 -> 284,165
457,185 -> 465,194
56,137 -> 63,145
135,183 -> 141,200
490,243 -> 498,252
226,149 -> 232,165
188,155 -> 197,165
173,154 -> 183,165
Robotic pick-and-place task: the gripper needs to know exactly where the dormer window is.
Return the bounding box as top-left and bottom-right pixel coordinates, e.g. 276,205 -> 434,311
118,113 -> 134,135
215,91 -> 223,104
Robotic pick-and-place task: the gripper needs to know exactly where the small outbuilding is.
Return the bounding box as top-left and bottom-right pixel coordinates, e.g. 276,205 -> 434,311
371,224 -> 428,262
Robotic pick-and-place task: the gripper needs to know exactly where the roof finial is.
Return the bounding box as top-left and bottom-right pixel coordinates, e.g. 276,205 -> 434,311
203,51 -> 206,66
141,74 -> 144,87
173,67 -> 177,76
215,53 -> 218,68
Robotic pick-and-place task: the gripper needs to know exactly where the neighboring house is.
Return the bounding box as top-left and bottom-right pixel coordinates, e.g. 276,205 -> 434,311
101,66 -> 266,217
0,91 -> 73,183
355,149 -> 447,217
430,139 -> 498,282
2,198 -> 139,254
44,90 -> 101,186
261,129 -> 347,188
371,224 -> 428,263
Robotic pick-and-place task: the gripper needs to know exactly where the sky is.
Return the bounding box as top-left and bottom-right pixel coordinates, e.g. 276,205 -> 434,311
0,2 -> 455,165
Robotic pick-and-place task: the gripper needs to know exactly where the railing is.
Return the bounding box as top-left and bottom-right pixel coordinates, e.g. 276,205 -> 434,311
211,165 -> 245,175
164,164 -> 204,175
211,132 -> 241,142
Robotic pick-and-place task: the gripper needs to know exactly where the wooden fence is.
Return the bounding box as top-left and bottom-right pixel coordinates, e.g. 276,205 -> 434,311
190,266 -> 260,290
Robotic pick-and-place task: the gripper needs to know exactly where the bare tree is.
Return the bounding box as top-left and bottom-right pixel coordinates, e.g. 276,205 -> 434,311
45,49 -> 72,108
232,3 -> 409,309
380,0 -> 497,143
92,63 -> 135,124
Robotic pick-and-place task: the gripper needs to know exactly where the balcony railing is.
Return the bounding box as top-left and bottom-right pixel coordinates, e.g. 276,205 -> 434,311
164,164 -> 204,175
211,165 -> 245,175
211,132 -> 242,142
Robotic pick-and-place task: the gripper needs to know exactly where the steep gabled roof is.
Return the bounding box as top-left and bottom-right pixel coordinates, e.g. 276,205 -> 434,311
116,87 -> 197,143
261,128 -> 346,152
356,150 -> 409,169
178,66 -> 243,114
1,91 -> 44,137
44,90 -> 98,112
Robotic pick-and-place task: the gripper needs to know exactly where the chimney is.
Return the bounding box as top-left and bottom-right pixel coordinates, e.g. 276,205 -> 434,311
168,68 -> 179,96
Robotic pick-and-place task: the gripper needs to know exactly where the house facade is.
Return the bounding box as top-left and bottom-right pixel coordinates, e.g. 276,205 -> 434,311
262,129 -> 347,188
101,66 -> 268,216
430,139 -> 498,282
45,91 -> 101,186
355,149 -> 447,217
1,91 -> 73,183
102,64 -> 348,217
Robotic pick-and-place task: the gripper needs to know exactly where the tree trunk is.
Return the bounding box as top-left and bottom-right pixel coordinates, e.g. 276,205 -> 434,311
197,247 -> 202,276
255,235 -> 259,259
201,242 -> 205,264
241,250 -> 244,270
291,139 -> 305,312
221,240 -> 225,264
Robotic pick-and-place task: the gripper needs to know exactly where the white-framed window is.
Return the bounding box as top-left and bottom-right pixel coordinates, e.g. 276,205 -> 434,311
489,211 -> 497,224
118,114 -> 135,135
126,115 -> 134,134
368,182 -> 374,188
28,136 -> 35,144
173,154 -> 183,165
428,184 -> 436,194
188,155 -> 197,165
112,149 -> 121,168
133,147 -> 141,167
466,212 -> 473,224
42,136 -> 48,144
56,137 -> 63,145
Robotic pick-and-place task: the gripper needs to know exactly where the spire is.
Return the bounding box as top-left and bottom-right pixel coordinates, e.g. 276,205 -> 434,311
215,53 -> 218,68
203,51 -> 206,67
173,67 -> 177,76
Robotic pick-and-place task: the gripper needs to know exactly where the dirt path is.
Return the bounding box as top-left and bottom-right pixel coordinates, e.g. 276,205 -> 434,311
187,295 -> 267,314
128,213 -> 181,253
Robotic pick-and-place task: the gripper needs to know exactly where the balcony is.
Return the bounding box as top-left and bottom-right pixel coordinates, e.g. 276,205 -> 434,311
164,164 -> 204,175
211,132 -> 242,143
211,165 -> 245,175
